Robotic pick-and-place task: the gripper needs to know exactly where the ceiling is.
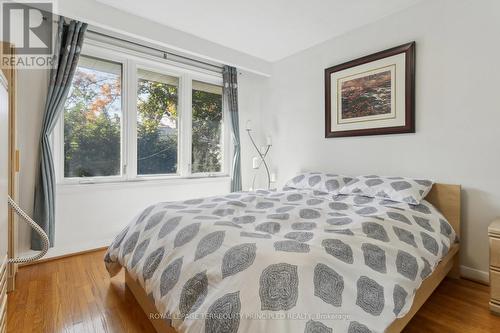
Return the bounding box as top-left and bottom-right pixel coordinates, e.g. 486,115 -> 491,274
96,0 -> 424,62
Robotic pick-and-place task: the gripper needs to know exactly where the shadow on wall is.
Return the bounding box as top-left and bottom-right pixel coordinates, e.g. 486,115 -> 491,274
460,187 -> 497,278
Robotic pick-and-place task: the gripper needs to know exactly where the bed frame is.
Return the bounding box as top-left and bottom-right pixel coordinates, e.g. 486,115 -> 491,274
124,183 -> 461,333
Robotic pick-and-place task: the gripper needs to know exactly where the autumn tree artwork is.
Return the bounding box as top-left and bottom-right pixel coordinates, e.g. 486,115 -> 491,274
340,69 -> 391,120
325,42 -> 415,137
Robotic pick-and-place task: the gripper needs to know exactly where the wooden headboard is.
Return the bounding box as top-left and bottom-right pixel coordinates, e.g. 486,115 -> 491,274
425,183 -> 461,237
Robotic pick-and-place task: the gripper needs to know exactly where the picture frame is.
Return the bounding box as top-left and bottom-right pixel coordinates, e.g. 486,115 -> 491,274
325,42 -> 415,138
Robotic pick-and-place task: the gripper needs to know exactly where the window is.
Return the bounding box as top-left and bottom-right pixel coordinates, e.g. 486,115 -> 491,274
63,56 -> 122,178
56,40 -> 228,184
137,69 -> 179,175
191,81 -> 223,173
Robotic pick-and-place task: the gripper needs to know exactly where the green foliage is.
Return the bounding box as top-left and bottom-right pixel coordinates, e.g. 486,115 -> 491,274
191,90 -> 222,173
64,69 -> 121,177
137,79 -> 178,134
136,78 -> 179,175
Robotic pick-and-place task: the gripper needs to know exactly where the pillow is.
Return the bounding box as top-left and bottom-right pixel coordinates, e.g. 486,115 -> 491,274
283,172 -> 354,195
338,175 -> 433,205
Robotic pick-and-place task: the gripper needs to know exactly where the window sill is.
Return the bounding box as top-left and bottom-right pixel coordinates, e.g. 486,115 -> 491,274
56,175 -> 231,194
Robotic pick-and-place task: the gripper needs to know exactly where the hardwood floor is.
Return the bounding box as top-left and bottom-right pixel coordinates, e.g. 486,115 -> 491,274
7,250 -> 155,333
6,250 -> 500,333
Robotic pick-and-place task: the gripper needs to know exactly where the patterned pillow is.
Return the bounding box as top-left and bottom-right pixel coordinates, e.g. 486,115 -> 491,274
283,172 -> 354,195
338,175 -> 433,205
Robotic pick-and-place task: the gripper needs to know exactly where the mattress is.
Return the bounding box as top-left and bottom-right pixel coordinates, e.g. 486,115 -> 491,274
105,188 -> 456,333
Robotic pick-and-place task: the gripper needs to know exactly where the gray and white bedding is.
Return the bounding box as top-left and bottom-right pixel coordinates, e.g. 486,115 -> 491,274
105,185 -> 456,333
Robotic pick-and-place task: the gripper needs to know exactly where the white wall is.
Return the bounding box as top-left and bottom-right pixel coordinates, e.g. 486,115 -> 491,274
16,68 -> 48,257
263,0 -> 500,281
239,71 -> 269,190
51,178 -> 232,257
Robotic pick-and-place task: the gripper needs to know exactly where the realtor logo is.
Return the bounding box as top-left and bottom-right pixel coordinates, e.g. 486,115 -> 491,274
2,2 -> 53,54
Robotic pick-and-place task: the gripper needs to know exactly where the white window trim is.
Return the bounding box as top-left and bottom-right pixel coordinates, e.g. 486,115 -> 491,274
54,38 -> 229,186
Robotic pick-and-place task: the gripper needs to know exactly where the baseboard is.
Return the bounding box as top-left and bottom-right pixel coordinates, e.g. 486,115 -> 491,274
18,246 -> 109,267
460,265 -> 489,285
16,238 -> 113,267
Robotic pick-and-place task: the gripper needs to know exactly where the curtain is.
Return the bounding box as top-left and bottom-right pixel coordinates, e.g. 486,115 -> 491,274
32,19 -> 87,250
223,65 -> 242,192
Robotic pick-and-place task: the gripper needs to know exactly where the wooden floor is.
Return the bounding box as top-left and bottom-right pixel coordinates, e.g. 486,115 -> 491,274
6,250 -> 500,333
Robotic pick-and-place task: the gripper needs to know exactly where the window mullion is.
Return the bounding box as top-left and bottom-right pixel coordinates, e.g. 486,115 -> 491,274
179,74 -> 192,177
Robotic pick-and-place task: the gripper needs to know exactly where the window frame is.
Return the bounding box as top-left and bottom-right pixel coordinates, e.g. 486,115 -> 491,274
190,78 -> 228,177
133,61 -> 184,179
54,38 -> 229,185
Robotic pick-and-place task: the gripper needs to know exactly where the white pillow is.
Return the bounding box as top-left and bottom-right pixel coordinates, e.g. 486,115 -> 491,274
283,172 -> 354,195
339,175 -> 433,205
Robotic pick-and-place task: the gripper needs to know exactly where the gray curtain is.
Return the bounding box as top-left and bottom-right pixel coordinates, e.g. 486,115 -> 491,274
32,19 -> 87,250
223,66 -> 242,192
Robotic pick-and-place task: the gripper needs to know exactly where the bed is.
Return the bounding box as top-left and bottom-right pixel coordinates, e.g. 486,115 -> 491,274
105,179 -> 460,333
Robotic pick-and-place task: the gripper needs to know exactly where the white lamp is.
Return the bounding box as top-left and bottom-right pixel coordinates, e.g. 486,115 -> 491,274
246,122 -> 272,190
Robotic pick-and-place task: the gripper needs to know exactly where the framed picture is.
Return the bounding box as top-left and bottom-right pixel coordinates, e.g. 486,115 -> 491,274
325,42 -> 415,138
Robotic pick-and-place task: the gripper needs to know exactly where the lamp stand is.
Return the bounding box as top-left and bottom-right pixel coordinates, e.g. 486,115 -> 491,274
246,128 -> 271,190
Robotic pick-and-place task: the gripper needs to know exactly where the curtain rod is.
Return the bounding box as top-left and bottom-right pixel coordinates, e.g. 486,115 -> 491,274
43,15 -> 224,73
86,29 -> 224,73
